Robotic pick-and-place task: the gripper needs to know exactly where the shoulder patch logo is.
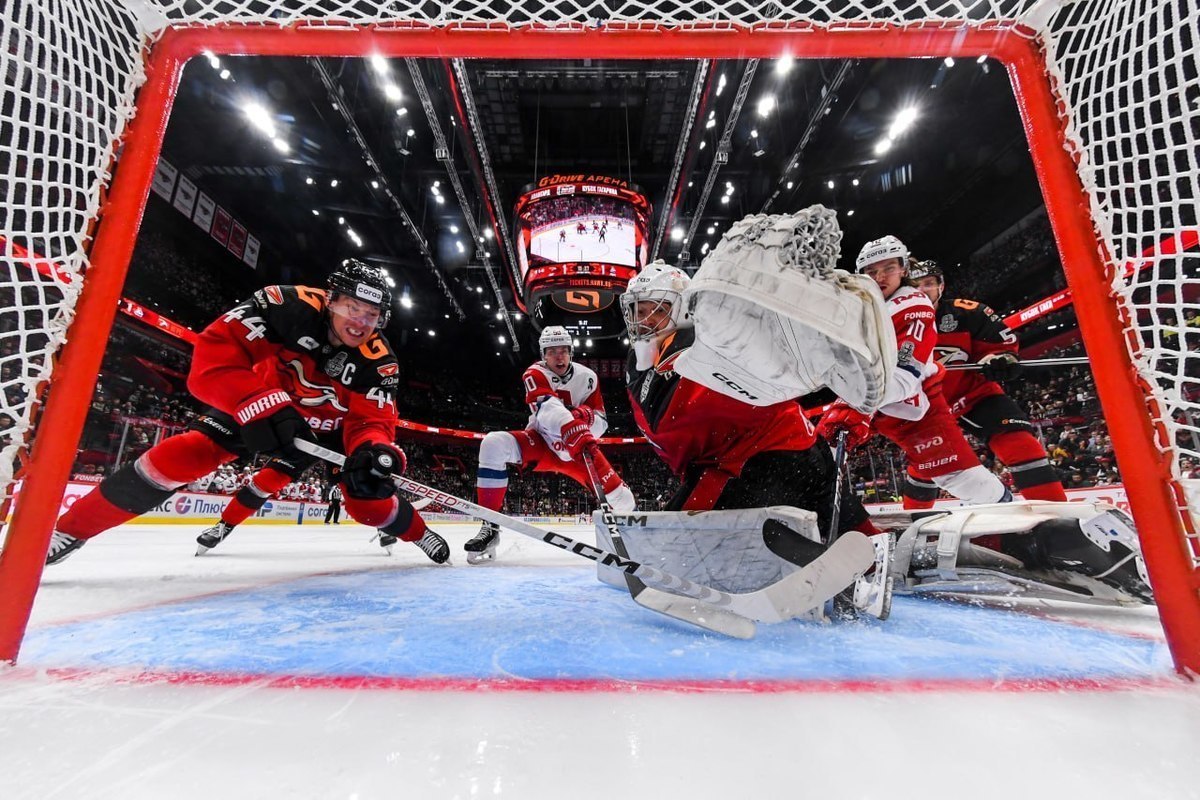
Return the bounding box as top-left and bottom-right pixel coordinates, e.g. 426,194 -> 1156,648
939,313 -> 958,332
377,363 -> 399,377
323,351 -> 348,379
264,285 -> 284,305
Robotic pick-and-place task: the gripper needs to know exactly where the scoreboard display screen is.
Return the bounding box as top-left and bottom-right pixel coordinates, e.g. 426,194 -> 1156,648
513,175 -> 651,337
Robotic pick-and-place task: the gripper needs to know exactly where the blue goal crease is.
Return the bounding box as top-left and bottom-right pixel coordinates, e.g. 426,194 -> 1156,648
20,567 -> 1171,683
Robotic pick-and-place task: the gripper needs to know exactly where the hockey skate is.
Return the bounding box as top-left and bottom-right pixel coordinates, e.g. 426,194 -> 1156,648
412,529 -> 451,564
195,521 -> 235,555
464,521 -> 500,565
45,530 -> 86,565
372,531 -> 398,555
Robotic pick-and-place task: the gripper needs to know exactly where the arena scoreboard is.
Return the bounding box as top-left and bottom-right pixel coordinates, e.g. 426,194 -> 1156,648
513,174 -> 651,338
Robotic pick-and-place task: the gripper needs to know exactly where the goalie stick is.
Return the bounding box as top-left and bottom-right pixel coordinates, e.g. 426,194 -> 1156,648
580,448 -> 755,639
944,355 -> 1089,371
295,439 -> 873,630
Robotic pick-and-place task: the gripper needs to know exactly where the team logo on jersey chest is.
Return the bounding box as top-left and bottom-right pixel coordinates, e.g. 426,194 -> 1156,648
940,314 -> 958,332
285,359 -> 349,412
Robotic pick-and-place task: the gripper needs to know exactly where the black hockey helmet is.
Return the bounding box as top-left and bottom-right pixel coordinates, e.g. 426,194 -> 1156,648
907,259 -> 944,283
327,259 -> 391,328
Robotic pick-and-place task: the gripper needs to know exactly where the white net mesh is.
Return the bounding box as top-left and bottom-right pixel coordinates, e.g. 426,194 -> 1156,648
0,0 -> 1196,575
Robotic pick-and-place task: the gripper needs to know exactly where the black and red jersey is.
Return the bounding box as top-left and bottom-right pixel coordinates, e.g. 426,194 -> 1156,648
187,284 -> 399,454
932,296 -> 1019,416
626,328 -> 818,477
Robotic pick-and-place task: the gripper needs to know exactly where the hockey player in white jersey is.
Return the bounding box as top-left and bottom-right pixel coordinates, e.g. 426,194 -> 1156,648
466,325 -> 636,563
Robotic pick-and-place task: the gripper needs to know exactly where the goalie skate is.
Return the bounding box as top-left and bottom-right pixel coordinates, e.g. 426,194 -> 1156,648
881,501 -> 1153,607
464,521 -> 500,565
851,533 -> 894,620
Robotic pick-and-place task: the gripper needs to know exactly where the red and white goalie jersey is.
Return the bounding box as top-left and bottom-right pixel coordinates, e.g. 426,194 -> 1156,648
522,361 -> 607,462
877,285 -> 942,421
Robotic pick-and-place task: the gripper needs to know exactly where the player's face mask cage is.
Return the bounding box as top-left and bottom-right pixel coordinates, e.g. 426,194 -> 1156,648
621,290 -> 681,341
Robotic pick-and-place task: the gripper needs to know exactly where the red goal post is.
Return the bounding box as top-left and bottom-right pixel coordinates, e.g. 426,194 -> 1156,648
1,2 -> 1198,672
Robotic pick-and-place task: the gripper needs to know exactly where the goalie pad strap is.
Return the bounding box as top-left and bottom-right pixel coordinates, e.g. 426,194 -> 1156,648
676,467 -> 734,511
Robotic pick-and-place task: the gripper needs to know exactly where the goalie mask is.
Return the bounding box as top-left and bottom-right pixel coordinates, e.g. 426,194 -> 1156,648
621,262 -> 693,342
855,235 -> 910,273
538,325 -> 574,356
327,259 -> 392,328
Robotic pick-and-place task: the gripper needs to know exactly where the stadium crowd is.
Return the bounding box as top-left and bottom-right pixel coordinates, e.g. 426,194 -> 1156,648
42,198 -> 1200,516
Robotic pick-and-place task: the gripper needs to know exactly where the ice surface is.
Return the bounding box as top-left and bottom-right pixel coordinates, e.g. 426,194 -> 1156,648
2,522 -> 1198,799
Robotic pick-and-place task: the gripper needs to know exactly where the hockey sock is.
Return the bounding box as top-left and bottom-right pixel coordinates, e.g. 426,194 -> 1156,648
853,518 -> 881,535
989,431 -> 1067,501
902,472 -> 939,510
344,496 -> 427,542
58,432 -> 233,539
476,484 -> 506,512
221,467 -> 292,526
57,469 -> 167,539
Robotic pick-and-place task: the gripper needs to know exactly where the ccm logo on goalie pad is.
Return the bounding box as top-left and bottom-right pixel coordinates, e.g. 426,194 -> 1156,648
712,372 -> 759,401
607,514 -> 649,526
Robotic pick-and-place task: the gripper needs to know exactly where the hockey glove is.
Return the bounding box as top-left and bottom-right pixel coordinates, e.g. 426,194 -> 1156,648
979,352 -> 1023,382
815,402 -> 874,449
236,390 -> 316,457
342,442 -> 406,500
560,418 -> 597,459
570,405 -> 595,427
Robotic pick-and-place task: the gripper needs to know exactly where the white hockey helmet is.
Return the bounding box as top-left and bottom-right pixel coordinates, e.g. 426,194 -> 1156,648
538,325 -> 574,356
620,261 -> 693,341
855,235 -> 910,272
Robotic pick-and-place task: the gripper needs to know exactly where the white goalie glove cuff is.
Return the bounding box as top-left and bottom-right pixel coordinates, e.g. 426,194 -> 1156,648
674,207 -> 896,411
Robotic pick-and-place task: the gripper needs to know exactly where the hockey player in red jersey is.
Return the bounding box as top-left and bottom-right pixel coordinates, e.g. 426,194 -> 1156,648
816,235 -> 1011,508
465,325 -> 635,563
907,259 -> 1067,506
621,264 -> 877,536
45,261 -> 449,565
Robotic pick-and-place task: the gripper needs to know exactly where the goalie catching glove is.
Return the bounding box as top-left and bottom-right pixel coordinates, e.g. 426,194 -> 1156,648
979,352 -> 1023,382
815,401 -> 874,449
342,442 -> 406,499
673,206 -> 896,413
235,390 -> 317,457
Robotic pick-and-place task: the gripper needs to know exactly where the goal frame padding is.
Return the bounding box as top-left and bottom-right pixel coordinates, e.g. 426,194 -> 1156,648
2,23 -> 1197,673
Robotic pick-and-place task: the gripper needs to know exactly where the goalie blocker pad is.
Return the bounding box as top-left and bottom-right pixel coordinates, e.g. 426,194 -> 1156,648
675,208 -> 897,412
595,506 -> 823,595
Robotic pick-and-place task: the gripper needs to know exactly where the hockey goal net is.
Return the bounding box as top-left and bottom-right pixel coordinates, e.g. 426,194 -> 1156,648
1,0 -> 1198,670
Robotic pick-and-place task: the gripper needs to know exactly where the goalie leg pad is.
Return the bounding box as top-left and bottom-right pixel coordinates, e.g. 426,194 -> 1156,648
595,507 -> 825,595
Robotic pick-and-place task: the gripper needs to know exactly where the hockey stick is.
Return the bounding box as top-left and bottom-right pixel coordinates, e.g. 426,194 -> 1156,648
944,355 -> 1089,371
296,439 -> 872,627
827,430 -> 848,546
580,448 -> 755,639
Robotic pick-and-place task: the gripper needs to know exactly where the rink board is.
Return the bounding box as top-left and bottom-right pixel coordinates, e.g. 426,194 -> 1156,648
20,561 -> 1171,686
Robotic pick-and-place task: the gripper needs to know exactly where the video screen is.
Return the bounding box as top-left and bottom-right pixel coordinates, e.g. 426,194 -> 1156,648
514,178 -> 650,280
